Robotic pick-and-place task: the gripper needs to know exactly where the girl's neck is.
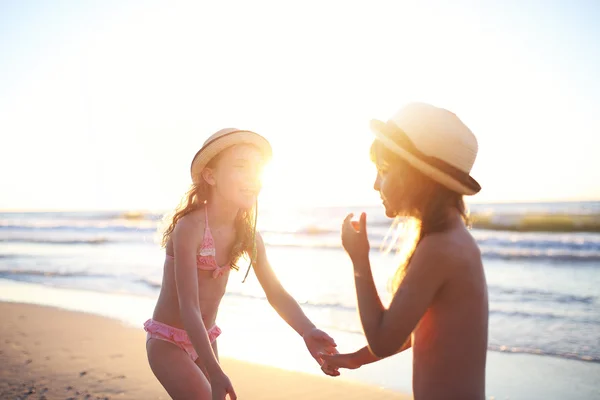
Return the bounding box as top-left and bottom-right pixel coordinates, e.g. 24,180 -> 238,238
205,199 -> 238,229
416,206 -> 464,236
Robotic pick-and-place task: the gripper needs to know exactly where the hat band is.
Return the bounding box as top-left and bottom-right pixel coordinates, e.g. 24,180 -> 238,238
382,121 -> 481,193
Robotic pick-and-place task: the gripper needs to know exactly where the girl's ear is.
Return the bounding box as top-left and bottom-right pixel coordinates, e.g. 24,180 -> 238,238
202,168 -> 216,186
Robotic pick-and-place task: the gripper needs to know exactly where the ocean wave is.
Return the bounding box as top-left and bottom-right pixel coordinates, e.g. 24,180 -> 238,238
257,240 -> 600,262
119,211 -> 162,221
223,291 -> 358,313
489,309 -> 600,325
3,206 -> 600,234
489,285 -> 596,305
479,248 -> 600,263
0,237 -> 113,245
0,222 -> 157,233
136,277 -> 162,290
0,211 -> 163,221
0,269 -> 114,279
475,234 -> 600,251
470,213 -> 600,233
487,344 -> 600,363
0,254 -> 25,259
1,271 -> 598,364
3,234 -> 600,262
8,269 -> 596,321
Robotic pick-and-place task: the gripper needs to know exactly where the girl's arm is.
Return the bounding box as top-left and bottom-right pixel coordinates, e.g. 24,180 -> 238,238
321,337 -> 411,370
212,341 -> 219,361
251,232 -> 317,336
352,335 -> 412,365
172,215 -> 222,377
353,235 -> 451,358
252,232 -> 337,374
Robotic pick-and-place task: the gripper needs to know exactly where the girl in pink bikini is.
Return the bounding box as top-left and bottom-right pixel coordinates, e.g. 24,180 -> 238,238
144,128 -> 338,400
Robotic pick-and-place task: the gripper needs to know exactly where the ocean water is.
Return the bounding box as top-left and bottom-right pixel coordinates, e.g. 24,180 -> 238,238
1,201 -> 599,398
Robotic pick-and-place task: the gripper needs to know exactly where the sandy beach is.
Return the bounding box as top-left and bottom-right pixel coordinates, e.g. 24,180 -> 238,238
0,301 -> 410,400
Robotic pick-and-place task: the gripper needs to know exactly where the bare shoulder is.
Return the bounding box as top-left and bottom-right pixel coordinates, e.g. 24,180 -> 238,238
414,225 -> 481,272
172,208 -> 206,243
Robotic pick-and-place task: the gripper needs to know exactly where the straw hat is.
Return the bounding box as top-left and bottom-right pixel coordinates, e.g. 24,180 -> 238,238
190,128 -> 273,184
370,102 -> 481,195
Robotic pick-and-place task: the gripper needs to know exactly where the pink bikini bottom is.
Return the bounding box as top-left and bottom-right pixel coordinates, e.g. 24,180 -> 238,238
144,318 -> 221,362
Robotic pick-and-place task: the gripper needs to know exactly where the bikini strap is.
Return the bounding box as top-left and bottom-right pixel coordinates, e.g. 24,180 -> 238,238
202,204 -> 213,244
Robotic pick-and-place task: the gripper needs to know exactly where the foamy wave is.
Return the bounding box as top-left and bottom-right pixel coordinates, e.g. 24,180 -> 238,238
0,221 -> 157,232
0,269 -> 114,278
490,285 -> 596,305
487,344 -> 600,363
0,237 -> 112,245
479,248 -> 600,262
136,278 -> 162,290
490,309 -> 599,324
471,212 -> 600,233
4,233 -> 600,261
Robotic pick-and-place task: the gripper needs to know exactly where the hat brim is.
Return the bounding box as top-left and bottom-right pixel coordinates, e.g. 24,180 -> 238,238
370,119 -> 481,196
190,130 -> 272,184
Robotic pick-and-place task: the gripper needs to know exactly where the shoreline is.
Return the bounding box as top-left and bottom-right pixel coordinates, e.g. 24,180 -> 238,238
1,278 -> 599,399
0,301 -> 410,399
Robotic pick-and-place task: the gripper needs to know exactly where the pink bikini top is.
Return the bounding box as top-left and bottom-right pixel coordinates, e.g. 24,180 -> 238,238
166,207 -> 230,278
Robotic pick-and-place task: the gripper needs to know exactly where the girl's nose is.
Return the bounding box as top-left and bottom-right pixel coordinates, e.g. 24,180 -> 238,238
373,172 -> 381,192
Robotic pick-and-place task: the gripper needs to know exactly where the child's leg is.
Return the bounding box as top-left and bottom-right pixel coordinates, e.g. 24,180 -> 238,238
147,338 -> 211,400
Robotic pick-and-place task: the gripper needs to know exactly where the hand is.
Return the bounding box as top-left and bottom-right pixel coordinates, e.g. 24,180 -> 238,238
341,212 -> 370,262
321,351 -> 362,371
303,328 -> 339,376
320,348 -> 341,377
210,371 -> 237,400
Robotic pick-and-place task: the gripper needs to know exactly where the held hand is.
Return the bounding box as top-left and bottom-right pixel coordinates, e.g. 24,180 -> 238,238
210,371 -> 237,400
320,348 -> 341,377
341,212 -> 370,262
320,351 -> 362,371
303,328 -> 339,376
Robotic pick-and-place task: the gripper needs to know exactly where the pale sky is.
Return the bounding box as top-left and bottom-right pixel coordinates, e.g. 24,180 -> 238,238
1,0 -> 599,211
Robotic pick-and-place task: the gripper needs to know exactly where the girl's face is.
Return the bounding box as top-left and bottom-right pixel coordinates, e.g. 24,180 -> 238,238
371,140 -> 414,218
373,159 -> 400,218
204,144 -> 265,209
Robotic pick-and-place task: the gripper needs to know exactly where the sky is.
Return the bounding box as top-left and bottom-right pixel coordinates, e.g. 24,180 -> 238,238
1,0 -> 599,211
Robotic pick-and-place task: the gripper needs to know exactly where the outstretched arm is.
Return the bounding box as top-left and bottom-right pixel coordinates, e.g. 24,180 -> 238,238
252,233 -> 338,373
321,337 -> 411,370
252,233 -> 318,336
353,336 -> 412,366
356,336 -> 412,365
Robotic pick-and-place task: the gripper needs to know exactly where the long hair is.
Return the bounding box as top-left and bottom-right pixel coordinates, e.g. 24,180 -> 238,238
370,140 -> 470,291
159,154 -> 257,271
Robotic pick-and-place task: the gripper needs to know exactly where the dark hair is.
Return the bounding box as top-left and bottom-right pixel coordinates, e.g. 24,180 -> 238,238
370,140 -> 470,290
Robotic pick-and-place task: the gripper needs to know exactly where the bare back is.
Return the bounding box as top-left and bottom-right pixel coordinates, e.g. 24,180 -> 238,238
412,224 -> 488,399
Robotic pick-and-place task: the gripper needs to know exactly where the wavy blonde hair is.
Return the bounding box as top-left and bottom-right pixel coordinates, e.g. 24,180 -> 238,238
159,154 -> 257,271
371,140 -> 470,292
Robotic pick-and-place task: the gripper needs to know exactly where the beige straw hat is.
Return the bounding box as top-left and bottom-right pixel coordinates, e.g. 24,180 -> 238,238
370,102 -> 481,195
190,128 -> 273,184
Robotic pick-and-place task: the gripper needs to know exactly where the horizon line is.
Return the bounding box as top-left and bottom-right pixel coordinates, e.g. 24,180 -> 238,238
1,198 -> 599,213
